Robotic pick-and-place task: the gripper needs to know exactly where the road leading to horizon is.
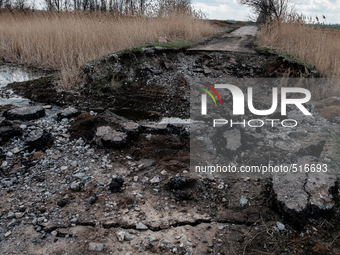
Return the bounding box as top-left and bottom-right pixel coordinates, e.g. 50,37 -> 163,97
189,25 -> 258,53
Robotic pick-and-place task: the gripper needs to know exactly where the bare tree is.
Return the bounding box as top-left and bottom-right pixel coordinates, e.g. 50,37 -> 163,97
14,0 -> 26,9
45,0 -> 54,10
100,0 -> 106,11
64,0 -> 70,10
238,0 -> 293,23
82,0 -> 89,10
139,0 -> 145,14
4,0 -> 12,8
53,0 -> 62,10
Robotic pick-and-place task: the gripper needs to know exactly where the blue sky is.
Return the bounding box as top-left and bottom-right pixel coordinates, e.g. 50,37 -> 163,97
191,0 -> 340,24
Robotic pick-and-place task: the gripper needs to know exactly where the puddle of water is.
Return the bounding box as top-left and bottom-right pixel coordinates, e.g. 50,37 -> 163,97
110,109 -> 190,125
91,108 -> 190,125
158,117 -> 190,125
111,109 -> 161,122
0,65 -> 46,107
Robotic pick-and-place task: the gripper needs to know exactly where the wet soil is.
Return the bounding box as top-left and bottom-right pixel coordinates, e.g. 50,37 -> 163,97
7,50 -> 317,119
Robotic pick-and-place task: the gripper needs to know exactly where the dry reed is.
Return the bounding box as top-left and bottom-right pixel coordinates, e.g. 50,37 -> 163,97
0,8 -> 215,89
259,14 -> 340,79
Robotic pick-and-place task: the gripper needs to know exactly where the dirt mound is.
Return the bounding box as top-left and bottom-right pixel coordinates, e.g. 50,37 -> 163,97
69,112 -> 108,141
209,19 -> 228,27
265,56 -> 319,78
235,21 -> 246,26
318,106 -> 340,119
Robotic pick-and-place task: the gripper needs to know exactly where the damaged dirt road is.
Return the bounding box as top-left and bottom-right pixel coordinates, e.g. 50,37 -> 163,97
1,25 -> 340,254
189,25 -> 258,53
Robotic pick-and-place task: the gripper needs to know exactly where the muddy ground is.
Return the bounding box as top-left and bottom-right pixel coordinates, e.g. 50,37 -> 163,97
1,26 -> 340,255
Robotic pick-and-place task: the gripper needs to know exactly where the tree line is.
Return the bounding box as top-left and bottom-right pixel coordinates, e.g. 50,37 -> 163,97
0,0 -> 192,15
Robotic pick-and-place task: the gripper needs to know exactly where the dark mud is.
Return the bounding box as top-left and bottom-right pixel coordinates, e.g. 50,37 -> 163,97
6,45 -> 318,120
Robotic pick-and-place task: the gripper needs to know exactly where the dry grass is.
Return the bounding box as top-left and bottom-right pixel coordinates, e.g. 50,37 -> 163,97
259,15 -> 340,79
0,8 -> 215,89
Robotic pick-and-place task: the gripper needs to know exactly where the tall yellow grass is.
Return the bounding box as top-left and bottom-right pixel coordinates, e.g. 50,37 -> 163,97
258,15 -> 340,78
0,9 -> 215,89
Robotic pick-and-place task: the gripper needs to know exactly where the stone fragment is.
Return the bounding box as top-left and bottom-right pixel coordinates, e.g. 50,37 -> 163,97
142,48 -> 155,54
108,178 -> 124,193
150,176 -> 160,184
240,196 -> 248,207
12,148 -> 20,154
166,176 -> 188,190
142,177 -> 149,184
57,107 -> 81,121
203,66 -> 212,74
57,199 -> 68,207
73,173 -> 85,179
164,62 -> 173,69
124,233 -> 132,241
87,196 -> 97,205
136,222 -> 148,230
223,129 -> 241,151
0,124 -> 22,146
94,126 -> 128,148
192,68 -> 204,73
296,140 -> 325,158
116,231 -> 125,242
89,242 -> 104,251
276,222 -> 285,231
7,219 -> 18,228
25,129 -> 54,152
272,170 -> 337,223
5,106 -> 45,121
4,231 -> 12,237
217,225 -> 226,230
15,212 -> 25,219
122,122 -> 140,139
141,124 -> 168,134
70,181 -> 81,191
7,213 -> 15,219
0,117 -> 10,126
32,151 -> 44,160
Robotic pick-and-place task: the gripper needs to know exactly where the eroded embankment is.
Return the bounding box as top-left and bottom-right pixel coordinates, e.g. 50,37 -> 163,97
1,39 -> 340,255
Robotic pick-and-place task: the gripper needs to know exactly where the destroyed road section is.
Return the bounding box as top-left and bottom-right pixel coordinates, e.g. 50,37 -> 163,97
189,25 -> 259,53
0,106 -> 279,255
1,27 -> 340,254
189,78 -> 339,224
0,103 -> 338,254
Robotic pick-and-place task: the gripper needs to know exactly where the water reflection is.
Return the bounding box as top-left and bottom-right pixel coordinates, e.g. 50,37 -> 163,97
0,65 -> 45,106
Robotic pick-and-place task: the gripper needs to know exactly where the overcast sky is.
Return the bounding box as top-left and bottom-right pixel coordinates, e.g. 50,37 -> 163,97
192,0 -> 340,24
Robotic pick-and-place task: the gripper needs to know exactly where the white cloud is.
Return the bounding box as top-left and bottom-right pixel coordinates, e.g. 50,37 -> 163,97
192,0 -> 340,24
293,0 -> 340,23
191,2 -> 253,21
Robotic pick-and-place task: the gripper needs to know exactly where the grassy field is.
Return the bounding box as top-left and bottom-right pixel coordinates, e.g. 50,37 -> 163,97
258,15 -> 340,79
0,8 -> 215,89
